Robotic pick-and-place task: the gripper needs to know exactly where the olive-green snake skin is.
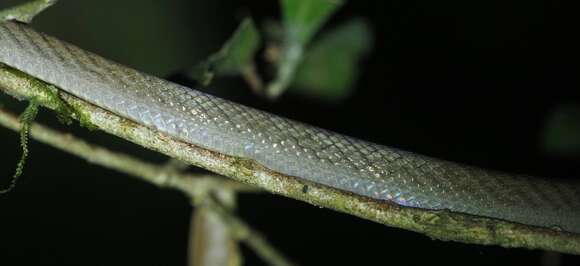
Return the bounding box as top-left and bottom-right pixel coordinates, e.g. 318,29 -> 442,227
0,21 -> 578,233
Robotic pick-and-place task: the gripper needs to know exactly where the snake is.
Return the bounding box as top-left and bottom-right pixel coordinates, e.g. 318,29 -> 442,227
0,21 -> 578,234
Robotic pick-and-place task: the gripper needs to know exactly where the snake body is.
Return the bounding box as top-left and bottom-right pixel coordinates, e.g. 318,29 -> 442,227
1,21 -> 579,233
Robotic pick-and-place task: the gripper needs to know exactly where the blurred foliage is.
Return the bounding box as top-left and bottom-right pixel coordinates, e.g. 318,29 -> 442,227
189,18 -> 261,86
212,19 -> 260,76
188,0 -> 371,102
542,105 -> 580,156
281,0 -> 344,45
266,0 -> 346,99
291,18 -> 372,102
3,0 -> 373,102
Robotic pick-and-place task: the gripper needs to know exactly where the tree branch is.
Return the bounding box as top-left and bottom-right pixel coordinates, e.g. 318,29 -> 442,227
0,106 -> 297,265
189,189 -> 243,266
201,197 -> 295,266
1,63 -> 579,255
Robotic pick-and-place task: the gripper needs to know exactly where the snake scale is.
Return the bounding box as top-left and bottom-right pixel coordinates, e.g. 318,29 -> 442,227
0,21 -> 578,233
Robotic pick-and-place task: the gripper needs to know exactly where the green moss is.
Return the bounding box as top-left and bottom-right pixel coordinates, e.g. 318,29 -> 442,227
0,101 -> 39,194
38,83 -> 98,130
67,100 -> 97,130
2,65 -> 98,130
117,117 -> 139,134
229,157 -> 257,178
43,85 -> 74,124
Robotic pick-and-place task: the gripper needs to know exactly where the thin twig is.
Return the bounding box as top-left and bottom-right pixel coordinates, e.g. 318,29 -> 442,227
202,198 -> 295,266
189,189 -> 242,266
240,64 -> 264,96
265,44 -> 303,99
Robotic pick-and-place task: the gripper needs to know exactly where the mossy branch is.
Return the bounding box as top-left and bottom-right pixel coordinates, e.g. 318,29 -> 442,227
0,107 -> 297,266
0,64 -> 579,255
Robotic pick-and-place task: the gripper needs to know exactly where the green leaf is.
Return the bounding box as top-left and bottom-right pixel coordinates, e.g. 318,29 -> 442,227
212,18 -> 261,75
291,18 -> 372,102
189,61 -> 215,87
542,105 -> 580,156
0,0 -> 57,23
266,0 -> 344,99
281,0 -> 344,45
188,17 -> 261,86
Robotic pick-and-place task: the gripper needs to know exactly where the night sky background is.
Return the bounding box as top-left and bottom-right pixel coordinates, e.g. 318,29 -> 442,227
1,0 -> 579,265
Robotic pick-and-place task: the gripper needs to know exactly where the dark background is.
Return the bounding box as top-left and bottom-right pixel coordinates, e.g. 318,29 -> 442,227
1,0 -> 579,265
